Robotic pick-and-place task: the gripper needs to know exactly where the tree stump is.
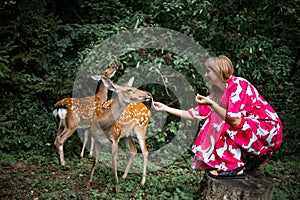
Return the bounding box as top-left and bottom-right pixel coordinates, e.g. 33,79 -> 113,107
199,171 -> 274,200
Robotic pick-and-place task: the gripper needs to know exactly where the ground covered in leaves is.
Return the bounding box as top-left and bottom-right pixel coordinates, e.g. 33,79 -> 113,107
0,153 -> 299,200
0,154 -> 203,200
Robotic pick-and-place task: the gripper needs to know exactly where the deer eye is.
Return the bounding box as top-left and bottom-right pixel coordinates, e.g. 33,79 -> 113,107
127,88 -> 134,93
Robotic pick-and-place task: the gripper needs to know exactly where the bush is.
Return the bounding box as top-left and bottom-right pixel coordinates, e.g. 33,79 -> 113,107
0,1 -> 299,199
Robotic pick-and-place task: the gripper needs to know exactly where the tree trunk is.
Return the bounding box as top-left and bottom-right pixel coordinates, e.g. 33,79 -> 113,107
199,171 -> 274,200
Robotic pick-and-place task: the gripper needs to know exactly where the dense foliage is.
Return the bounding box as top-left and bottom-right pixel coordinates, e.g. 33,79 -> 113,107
1,0 -> 299,199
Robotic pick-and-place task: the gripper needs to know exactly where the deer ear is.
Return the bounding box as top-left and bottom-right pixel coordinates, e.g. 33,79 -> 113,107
127,77 -> 135,87
101,75 -> 116,91
91,75 -> 101,81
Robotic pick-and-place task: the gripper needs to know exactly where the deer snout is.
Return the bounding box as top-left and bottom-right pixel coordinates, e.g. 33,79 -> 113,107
145,92 -> 152,101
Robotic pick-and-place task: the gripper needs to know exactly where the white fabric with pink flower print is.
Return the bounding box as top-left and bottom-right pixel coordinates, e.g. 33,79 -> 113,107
188,76 -> 283,171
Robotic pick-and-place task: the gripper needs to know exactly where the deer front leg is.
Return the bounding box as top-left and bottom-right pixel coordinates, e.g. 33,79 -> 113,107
112,141 -> 120,193
137,136 -> 148,185
80,129 -> 94,158
89,134 -> 94,157
87,156 -> 97,186
122,137 -> 137,179
80,129 -> 89,159
87,156 -> 97,187
141,151 -> 148,185
87,138 -> 101,186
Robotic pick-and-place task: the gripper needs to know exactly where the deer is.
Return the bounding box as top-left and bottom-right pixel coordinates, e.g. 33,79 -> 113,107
87,75 -> 152,193
79,101 -> 151,165
85,101 -> 151,189
53,64 -> 118,166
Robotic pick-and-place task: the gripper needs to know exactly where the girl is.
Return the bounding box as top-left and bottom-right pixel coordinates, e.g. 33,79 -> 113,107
152,55 -> 283,179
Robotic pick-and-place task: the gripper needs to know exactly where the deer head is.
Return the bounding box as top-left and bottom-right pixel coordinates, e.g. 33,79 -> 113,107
99,75 -> 152,104
91,64 -> 118,80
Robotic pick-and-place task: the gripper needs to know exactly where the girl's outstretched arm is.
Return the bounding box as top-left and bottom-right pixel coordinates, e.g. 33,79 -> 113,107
152,101 -> 194,120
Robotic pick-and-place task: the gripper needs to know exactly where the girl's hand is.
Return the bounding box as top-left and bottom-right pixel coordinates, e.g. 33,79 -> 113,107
152,101 -> 167,111
195,94 -> 212,105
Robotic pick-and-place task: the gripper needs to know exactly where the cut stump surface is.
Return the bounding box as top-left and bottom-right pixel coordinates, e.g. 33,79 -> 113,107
199,171 -> 274,200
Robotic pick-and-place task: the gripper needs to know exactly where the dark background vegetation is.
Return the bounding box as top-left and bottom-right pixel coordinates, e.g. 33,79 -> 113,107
0,0 -> 299,199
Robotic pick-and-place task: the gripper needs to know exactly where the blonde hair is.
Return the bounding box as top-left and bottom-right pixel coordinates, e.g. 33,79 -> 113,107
205,55 -> 234,102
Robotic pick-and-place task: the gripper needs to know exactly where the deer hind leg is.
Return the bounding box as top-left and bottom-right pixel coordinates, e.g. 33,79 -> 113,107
54,126 -> 77,166
122,137 -> 137,179
53,108 -> 78,166
54,128 -> 65,165
135,127 -> 148,185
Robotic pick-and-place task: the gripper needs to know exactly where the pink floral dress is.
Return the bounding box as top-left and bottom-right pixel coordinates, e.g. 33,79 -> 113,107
188,75 -> 283,171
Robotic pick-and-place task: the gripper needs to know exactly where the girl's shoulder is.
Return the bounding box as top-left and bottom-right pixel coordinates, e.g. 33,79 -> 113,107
229,76 -> 252,87
230,75 -> 248,82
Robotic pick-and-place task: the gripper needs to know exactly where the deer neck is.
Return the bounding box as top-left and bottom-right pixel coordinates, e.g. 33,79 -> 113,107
95,82 -> 108,103
98,96 -> 128,131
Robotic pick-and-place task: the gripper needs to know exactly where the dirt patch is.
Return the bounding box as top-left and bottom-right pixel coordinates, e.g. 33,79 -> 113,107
0,159 -> 100,200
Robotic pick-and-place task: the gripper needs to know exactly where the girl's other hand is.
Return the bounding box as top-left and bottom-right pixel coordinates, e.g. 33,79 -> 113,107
195,94 -> 212,105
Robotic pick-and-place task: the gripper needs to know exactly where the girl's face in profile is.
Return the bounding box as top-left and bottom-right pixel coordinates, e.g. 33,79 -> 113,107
204,67 -> 219,85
